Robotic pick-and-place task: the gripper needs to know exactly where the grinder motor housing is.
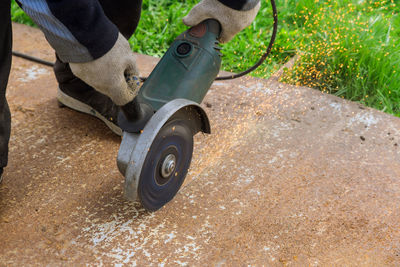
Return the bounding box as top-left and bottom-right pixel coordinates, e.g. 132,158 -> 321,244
139,19 -> 222,109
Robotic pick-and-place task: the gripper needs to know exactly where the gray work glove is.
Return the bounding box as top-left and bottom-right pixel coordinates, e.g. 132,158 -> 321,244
69,33 -> 140,106
183,0 -> 261,43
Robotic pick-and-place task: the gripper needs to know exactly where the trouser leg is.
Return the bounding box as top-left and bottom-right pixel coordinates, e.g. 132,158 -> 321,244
0,1 -> 12,168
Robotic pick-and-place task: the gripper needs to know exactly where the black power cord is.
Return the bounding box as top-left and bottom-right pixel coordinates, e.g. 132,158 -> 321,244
11,50 -> 54,67
12,0 -> 278,81
216,0 -> 278,80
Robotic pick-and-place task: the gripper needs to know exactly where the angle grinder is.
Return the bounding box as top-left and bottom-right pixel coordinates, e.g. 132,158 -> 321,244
117,19 -> 221,211
117,1 -> 278,211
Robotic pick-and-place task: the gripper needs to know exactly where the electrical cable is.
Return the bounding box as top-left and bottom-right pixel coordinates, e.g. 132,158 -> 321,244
216,0 -> 278,80
11,51 -> 54,67
11,0 -> 277,81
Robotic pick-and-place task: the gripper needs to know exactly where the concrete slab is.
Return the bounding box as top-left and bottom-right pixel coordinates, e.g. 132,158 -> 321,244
1,23 -> 400,266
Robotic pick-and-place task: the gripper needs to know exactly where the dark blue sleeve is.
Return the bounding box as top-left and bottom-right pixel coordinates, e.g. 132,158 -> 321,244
18,0 -> 119,63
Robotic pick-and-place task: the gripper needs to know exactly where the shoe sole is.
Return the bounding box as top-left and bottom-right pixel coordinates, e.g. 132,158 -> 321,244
57,88 -> 123,136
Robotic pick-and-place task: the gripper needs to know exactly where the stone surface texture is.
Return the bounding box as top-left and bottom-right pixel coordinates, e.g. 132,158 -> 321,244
1,23 -> 400,266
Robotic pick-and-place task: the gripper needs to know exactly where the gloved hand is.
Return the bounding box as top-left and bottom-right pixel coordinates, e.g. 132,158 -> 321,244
69,33 -> 140,106
183,0 -> 261,43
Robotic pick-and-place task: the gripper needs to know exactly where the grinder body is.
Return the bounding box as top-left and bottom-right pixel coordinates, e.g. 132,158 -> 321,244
138,19 -> 222,110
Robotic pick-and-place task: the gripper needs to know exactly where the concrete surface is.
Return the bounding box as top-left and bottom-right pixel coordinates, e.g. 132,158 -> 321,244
1,23 -> 400,266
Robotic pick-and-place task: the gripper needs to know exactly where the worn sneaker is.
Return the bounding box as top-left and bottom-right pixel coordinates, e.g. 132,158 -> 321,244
54,58 -> 122,136
57,86 -> 122,136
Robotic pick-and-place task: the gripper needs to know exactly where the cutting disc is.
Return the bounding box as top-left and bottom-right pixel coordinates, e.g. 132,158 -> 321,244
118,99 -> 210,211
138,119 -> 193,211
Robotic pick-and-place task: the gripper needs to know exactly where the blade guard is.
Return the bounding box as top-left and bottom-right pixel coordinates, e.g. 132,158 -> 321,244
117,99 -> 210,201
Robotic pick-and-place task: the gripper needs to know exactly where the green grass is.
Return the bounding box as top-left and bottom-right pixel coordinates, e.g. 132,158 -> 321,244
11,1 -> 35,27
280,0 -> 400,116
10,0 -> 400,117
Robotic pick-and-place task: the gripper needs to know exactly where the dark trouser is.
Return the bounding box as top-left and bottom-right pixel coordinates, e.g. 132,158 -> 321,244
0,1 -> 12,168
54,0 -> 143,88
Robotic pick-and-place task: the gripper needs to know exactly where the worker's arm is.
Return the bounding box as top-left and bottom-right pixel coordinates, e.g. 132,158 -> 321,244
183,0 -> 261,43
16,0 -> 139,106
16,0 -> 119,63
